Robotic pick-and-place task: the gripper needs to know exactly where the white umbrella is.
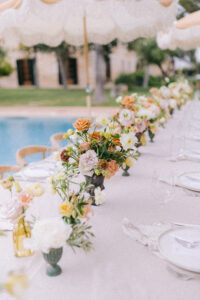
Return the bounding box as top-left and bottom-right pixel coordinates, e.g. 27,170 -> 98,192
0,0 -> 178,116
157,24 -> 200,50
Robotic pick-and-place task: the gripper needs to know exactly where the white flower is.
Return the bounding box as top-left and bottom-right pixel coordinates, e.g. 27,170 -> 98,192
149,104 -> 160,116
169,99 -> 176,109
116,96 -> 123,103
159,117 -> 166,124
26,183 -> 45,197
137,108 -> 155,120
94,187 -> 105,205
160,86 -> 171,99
120,132 -> 137,151
119,109 -> 134,127
53,151 -> 61,161
79,150 -> 98,176
95,115 -> 109,127
159,99 -> 169,111
32,218 -> 72,253
70,132 -> 79,142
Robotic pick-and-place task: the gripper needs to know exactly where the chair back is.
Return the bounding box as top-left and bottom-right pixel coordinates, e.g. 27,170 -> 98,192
0,165 -> 20,179
50,133 -> 65,149
16,145 -> 55,167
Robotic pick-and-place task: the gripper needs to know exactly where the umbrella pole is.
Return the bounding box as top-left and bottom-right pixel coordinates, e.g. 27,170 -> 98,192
83,15 -> 92,119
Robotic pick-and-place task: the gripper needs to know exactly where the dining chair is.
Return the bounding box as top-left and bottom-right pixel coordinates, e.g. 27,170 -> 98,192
16,145 -> 55,167
0,165 -> 20,179
50,133 -> 65,149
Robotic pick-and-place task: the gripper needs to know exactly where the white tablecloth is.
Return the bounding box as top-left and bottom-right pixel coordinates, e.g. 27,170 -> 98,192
1,101 -> 200,300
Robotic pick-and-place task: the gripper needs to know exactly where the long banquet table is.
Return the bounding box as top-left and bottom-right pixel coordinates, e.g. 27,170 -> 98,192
1,100 -> 200,300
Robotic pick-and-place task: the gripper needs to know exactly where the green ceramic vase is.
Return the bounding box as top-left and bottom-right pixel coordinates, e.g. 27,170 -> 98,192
43,247 -> 63,277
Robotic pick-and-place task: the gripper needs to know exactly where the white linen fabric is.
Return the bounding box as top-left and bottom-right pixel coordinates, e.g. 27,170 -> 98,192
2,99 -> 200,299
0,0 -> 178,47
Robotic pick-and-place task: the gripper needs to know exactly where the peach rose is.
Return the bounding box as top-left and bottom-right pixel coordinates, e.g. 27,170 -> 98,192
79,142 -> 90,152
73,118 -> 91,131
122,96 -> 135,108
150,88 -> 158,96
147,98 -> 153,103
105,160 -> 119,179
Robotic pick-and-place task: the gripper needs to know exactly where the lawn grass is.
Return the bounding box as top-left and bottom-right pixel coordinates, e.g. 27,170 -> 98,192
0,87 -> 150,107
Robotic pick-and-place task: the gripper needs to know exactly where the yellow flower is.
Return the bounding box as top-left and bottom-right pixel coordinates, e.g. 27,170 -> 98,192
5,272 -> 29,299
59,201 -> 73,217
14,181 -> 22,193
125,157 -> 133,167
26,183 -> 45,197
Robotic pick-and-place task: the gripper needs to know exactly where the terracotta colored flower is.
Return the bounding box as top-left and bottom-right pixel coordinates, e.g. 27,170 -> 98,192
112,137 -> 121,146
98,159 -> 108,170
73,118 -> 91,131
79,142 -> 90,152
105,160 -> 119,179
88,131 -> 101,140
122,96 -> 135,108
60,149 -> 70,162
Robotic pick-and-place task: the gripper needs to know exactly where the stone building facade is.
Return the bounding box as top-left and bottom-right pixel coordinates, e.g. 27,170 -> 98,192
0,44 -> 138,89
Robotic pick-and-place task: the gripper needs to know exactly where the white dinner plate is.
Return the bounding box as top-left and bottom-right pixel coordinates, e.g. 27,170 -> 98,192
22,168 -> 50,179
177,172 -> 200,192
158,228 -> 200,273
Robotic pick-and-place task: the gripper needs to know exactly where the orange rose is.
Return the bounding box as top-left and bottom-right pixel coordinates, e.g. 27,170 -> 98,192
73,118 -> 91,131
98,159 -> 108,170
88,132 -> 101,140
105,160 -> 119,179
122,96 -> 135,108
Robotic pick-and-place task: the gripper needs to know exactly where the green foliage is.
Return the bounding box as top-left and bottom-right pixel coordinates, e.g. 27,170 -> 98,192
115,71 -> 167,90
0,60 -> 13,77
128,38 -> 166,70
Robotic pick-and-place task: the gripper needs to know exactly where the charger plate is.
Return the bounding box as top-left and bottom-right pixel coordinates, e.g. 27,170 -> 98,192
177,172 -> 200,192
158,228 -> 200,273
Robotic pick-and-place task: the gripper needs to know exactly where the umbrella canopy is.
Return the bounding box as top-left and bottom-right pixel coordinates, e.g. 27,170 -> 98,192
157,24 -> 200,50
0,0 -> 178,48
176,10 -> 200,30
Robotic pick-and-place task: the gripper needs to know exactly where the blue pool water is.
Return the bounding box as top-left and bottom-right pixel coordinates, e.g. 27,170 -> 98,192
0,117 -> 75,165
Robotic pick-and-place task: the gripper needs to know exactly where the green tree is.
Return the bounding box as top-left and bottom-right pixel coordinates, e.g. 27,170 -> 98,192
0,46 -> 13,78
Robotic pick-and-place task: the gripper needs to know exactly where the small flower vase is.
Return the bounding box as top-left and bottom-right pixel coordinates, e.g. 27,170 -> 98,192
13,216 -> 34,257
169,108 -> 174,116
140,133 -> 147,146
122,166 -> 130,177
43,247 -> 63,277
148,129 -> 155,143
85,174 -> 105,206
135,132 -> 142,148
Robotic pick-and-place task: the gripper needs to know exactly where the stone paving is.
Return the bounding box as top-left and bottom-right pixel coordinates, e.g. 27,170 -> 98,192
0,106 -> 118,118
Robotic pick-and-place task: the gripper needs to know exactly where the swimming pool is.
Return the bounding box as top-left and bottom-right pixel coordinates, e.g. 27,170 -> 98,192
0,117 -> 75,165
